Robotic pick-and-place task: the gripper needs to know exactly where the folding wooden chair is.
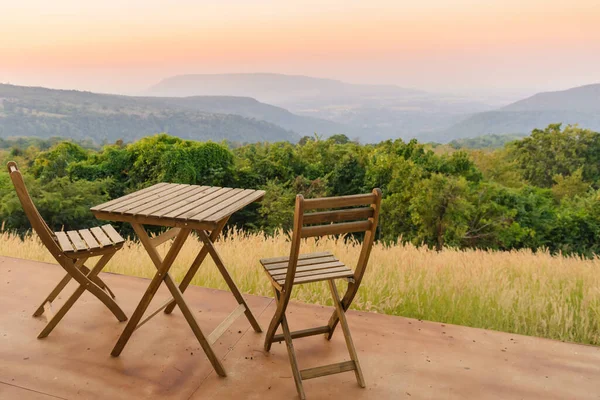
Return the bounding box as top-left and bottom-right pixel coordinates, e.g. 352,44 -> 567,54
7,162 -> 128,338
260,189 -> 382,399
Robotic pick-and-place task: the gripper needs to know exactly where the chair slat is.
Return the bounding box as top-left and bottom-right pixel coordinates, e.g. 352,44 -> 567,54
55,231 -> 74,252
274,266 -> 351,283
303,207 -> 374,225
263,255 -> 337,271
289,270 -> 354,285
66,231 -> 87,251
91,227 -> 112,246
269,261 -> 345,277
303,193 -> 376,210
260,251 -> 333,266
300,360 -> 356,380
101,224 -> 125,244
79,229 -> 102,249
300,221 -> 372,238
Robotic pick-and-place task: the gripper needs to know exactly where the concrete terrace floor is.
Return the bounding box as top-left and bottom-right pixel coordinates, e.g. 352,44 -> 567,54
0,255 -> 599,400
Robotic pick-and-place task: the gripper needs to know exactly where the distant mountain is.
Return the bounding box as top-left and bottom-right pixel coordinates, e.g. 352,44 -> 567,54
502,84 -> 600,112
157,96 -> 348,137
439,84 -> 600,140
147,73 -> 425,104
147,73 -> 495,142
0,84 -> 313,143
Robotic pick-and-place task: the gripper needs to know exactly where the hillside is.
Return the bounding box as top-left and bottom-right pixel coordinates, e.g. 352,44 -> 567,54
0,84 -> 301,143
447,133 -> 527,149
147,73 -> 494,142
440,84 -> 600,139
156,95 -> 348,137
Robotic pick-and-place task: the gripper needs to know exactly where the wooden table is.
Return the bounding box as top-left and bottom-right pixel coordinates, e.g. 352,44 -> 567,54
91,183 -> 265,376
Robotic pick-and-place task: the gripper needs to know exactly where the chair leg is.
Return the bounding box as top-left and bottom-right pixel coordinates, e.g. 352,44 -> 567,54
37,253 -> 126,339
328,280 -> 366,388
281,314 -> 306,400
77,254 -> 128,323
33,272 -> 72,317
264,288 -> 283,352
79,265 -> 116,299
32,258 -> 87,317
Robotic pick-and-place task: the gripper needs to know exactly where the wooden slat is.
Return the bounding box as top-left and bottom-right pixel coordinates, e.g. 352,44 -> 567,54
125,185 -> 200,216
90,227 -> 112,246
152,186 -> 220,217
271,326 -> 331,343
263,255 -> 337,271
300,361 -> 356,380
204,190 -> 265,222
176,188 -> 243,220
167,187 -> 238,219
188,189 -> 253,221
66,230 -> 87,251
78,229 -> 102,249
149,228 -> 181,247
133,298 -> 176,333
90,183 -> 168,211
300,221 -> 372,238
260,251 -> 333,266
140,186 -> 210,217
274,266 -> 352,284
110,184 -> 187,214
303,193 -> 376,210
207,304 -> 246,345
303,207 -> 374,225
55,231 -> 74,252
269,261 -> 346,277
291,270 -> 354,285
101,224 -> 124,244
92,209 -> 218,231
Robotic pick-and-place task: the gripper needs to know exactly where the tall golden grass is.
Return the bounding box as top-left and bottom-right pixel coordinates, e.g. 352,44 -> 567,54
1,229 -> 599,345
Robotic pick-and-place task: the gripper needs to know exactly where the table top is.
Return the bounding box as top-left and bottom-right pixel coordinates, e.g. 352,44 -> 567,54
91,183 -> 265,230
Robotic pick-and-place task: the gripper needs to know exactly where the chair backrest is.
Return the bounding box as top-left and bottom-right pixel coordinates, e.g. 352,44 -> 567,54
283,189 -> 382,295
6,161 -> 64,259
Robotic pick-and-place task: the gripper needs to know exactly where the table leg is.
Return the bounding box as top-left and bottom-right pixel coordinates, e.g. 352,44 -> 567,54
164,217 -> 229,315
112,224 -> 227,377
196,230 -> 262,333
111,225 -> 190,357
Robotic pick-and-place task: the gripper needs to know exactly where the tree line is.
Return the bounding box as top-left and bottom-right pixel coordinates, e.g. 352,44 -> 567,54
1,124 -> 599,256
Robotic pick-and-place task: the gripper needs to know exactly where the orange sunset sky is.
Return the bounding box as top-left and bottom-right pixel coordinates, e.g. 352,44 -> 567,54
1,0 -> 599,96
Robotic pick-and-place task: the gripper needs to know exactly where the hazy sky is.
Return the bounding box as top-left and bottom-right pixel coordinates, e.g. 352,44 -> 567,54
1,0 -> 599,97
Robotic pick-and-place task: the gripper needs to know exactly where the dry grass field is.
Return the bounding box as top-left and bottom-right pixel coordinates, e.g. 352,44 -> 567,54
1,229 -> 599,346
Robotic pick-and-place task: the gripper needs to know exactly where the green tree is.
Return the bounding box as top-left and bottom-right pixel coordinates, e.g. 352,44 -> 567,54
30,141 -> 88,183
509,124 -> 600,188
409,174 -> 472,250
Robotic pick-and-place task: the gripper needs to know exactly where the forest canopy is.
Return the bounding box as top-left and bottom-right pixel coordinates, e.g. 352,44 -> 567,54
1,124 -> 599,257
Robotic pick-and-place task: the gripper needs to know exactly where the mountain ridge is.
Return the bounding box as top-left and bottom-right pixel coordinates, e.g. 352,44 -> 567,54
438,84 -> 600,140
0,84 -> 304,143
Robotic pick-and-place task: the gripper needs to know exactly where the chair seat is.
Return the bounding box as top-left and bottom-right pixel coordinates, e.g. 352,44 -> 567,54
260,251 -> 354,287
54,224 -> 125,256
